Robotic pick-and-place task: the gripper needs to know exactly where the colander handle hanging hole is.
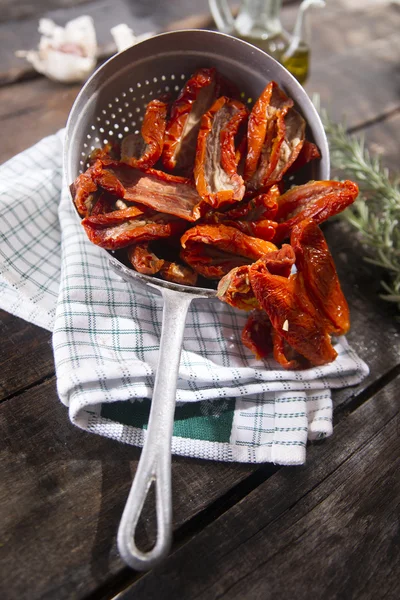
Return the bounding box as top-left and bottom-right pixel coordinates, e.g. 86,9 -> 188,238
117,288 -> 194,571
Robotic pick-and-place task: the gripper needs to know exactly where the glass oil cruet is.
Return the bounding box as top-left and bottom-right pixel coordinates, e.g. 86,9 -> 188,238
209,0 -> 290,61
209,0 -> 326,84
281,0 -> 326,84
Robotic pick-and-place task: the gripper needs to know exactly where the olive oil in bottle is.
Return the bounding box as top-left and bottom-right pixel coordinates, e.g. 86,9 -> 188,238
238,32 -> 289,62
281,0 -> 325,85
281,45 -> 310,85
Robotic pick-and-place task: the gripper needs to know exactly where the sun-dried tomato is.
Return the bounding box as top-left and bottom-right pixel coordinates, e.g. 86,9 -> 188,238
271,329 -> 302,370
244,81 -> 305,191
92,165 -> 126,198
89,192 -> 118,215
121,98 -> 168,170
202,185 -> 280,240
127,243 -> 165,275
88,142 -> 120,165
229,187 -> 280,221
72,69 -> 356,370
163,68 -> 218,172
274,180 -> 359,243
217,245 -> 295,309
181,224 -> 277,279
194,97 -> 248,209
71,165 -> 99,217
267,108 -> 305,184
217,265 -> 259,311
224,219 -> 278,240
291,219 -> 350,335
287,140 -> 321,175
249,261 -> 337,366
276,180 -> 358,222
97,164 -> 205,222
82,207 -> 186,250
159,262 -> 198,286
241,310 -> 273,359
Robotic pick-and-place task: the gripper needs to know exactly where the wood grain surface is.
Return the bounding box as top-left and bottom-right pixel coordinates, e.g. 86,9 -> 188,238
121,376 -> 400,599
0,1 -> 399,599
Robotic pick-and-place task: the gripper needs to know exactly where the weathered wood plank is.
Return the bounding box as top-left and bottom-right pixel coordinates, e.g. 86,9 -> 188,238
0,0 -> 92,23
0,340 -> 397,599
0,78 -> 80,164
118,375 -> 400,599
306,30 -> 400,127
0,378 -> 255,600
0,311 -> 54,401
361,109 -> 400,174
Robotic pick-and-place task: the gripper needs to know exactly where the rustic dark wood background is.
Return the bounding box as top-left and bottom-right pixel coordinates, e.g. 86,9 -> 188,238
0,1 -> 399,599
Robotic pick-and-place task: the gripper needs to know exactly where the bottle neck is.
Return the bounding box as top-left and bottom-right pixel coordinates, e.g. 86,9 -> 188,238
236,0 -> 283,38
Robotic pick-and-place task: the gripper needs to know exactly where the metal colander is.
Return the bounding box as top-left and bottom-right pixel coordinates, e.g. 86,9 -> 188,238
64,29 -> 330,572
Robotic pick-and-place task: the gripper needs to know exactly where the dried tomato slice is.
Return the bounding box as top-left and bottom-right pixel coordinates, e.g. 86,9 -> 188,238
82,207 -> 186,250
127,243 -> 165,275
98,164 -> 205,222
159,262 -> 198,286
202,185 -> 280,240
241,310 -> 273,360
217,245 -> 295,309
194,97 -> 248,209
217,265 -> 259,311
88,142 -> 120,165
271,329 -> 302,370
249,261 -> 337,366
291,219 -> 350,335
90,192 -> 118,215
244,81 -> 305,191
223,186 -> 280,221
93,166 -> 126,197
222,218 -> 278,240
71,165 -> 99,217
287,140 -> 321,175
163,68 -> 218,171
121,98 -> 168,170
266,108 -> 305,185
274,180 -> 359,243
127,243 -> 197,285
181,224 -> 277,279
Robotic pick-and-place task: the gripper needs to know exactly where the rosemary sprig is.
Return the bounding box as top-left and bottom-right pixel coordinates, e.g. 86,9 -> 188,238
316,100 -> 400,314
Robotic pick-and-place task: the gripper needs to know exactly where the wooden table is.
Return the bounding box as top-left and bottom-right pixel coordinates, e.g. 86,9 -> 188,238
1,1 -> 399,598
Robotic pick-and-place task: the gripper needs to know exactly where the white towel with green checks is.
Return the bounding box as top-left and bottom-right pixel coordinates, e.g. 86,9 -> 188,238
0,132 -> 369,464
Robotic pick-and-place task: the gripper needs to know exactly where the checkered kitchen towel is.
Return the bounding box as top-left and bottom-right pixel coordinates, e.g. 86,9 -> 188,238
0,131 -> 369,464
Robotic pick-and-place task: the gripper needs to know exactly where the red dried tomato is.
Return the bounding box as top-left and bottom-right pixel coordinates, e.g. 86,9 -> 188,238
121,98 -> 168,170
194,97 -> 248,209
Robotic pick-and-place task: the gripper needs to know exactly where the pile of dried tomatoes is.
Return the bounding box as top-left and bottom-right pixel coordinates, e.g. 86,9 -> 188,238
71,68 -> 358,369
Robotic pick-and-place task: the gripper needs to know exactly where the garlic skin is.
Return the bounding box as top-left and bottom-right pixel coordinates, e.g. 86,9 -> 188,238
16,16 -> 97,84
110,24 -> 154,53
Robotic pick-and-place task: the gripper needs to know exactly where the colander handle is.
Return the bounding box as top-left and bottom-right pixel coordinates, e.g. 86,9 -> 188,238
117,287 -> 194,571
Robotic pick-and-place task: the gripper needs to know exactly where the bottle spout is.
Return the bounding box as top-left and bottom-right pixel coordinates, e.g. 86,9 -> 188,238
290,0 -> 326,48
282,0 -> 325,85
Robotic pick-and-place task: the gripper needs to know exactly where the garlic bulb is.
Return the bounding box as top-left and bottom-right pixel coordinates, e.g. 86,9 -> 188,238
16,16 -> 97,84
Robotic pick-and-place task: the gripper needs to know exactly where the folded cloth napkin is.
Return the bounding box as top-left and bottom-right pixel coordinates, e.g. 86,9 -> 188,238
0,132 -> 369,464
